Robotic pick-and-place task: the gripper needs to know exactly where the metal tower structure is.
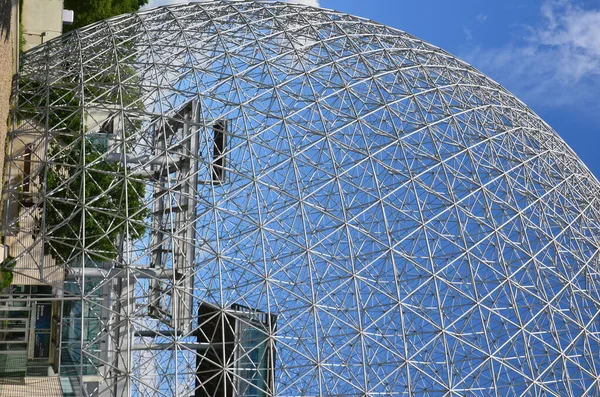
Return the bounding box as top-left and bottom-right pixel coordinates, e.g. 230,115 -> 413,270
3,1 -> 600,396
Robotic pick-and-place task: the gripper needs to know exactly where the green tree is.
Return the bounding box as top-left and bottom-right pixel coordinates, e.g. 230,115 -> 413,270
45,141 -> 148,264
18,79 -> 83,134
17,37 -> 148,266
63,0 -> 150,31
0,257 -> 15,289
18,77 -> 148,266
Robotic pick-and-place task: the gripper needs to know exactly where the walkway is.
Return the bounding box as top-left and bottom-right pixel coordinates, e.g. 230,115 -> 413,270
0,0 -> 18,191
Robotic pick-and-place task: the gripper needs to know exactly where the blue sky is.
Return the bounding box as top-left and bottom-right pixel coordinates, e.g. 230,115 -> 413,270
321,0 -> 600,178
144,0 -> 600,179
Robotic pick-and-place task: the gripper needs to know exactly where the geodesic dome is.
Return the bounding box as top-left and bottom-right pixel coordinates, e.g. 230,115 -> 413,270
7,1 -> 600,396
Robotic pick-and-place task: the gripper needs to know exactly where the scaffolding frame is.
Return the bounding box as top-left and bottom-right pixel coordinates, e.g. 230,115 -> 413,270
4,1 -> 600,396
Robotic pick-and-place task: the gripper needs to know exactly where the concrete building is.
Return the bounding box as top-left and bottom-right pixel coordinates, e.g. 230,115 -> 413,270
21,0 -> 72,52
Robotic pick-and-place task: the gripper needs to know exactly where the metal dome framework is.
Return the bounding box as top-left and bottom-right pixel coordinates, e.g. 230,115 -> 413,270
5,1 -> 600,396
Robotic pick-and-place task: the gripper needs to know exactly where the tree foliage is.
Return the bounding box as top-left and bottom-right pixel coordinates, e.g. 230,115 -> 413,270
18,77 -> 148,265
0,257 -> 15,289
63,0 -> 149,31
45,142 -> 148,264
17,27 -> 149,266
18,79 -> 82,134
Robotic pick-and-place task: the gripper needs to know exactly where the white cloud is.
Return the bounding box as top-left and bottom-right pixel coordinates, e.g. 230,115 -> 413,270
463,26 -> 473,41
143,0 -> 321,9
463,0 -> 600,110
286,0 -> 321,6
536,0 -> 600,81
143,0 -> 188,9
476,14 -> 488,23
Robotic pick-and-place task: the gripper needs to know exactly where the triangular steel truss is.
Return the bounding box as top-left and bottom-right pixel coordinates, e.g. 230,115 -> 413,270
4,1 -> 600,396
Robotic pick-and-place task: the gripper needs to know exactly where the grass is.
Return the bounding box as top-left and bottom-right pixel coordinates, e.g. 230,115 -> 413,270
19,22 -> 25,53
0,256 -> 15,289
18,0 -> 25,53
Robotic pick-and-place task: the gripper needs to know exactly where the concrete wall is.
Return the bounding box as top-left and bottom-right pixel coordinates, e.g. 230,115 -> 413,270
22,0 -> 64,51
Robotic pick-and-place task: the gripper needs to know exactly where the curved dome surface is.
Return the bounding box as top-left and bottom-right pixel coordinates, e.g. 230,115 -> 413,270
9,1 -> 600,396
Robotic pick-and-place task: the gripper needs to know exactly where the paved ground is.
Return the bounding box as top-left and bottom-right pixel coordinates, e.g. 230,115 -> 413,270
0,0 -> 16,190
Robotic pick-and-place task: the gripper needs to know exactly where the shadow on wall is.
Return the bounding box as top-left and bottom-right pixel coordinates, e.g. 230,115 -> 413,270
0,0 -> 10,42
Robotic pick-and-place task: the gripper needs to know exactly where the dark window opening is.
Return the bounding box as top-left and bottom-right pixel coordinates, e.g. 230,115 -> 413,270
22,144 -> 34,207
212,120 -> 227,184
101,116 -> 115,134
195,302 -> 276,397
23,144 -> 32,193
